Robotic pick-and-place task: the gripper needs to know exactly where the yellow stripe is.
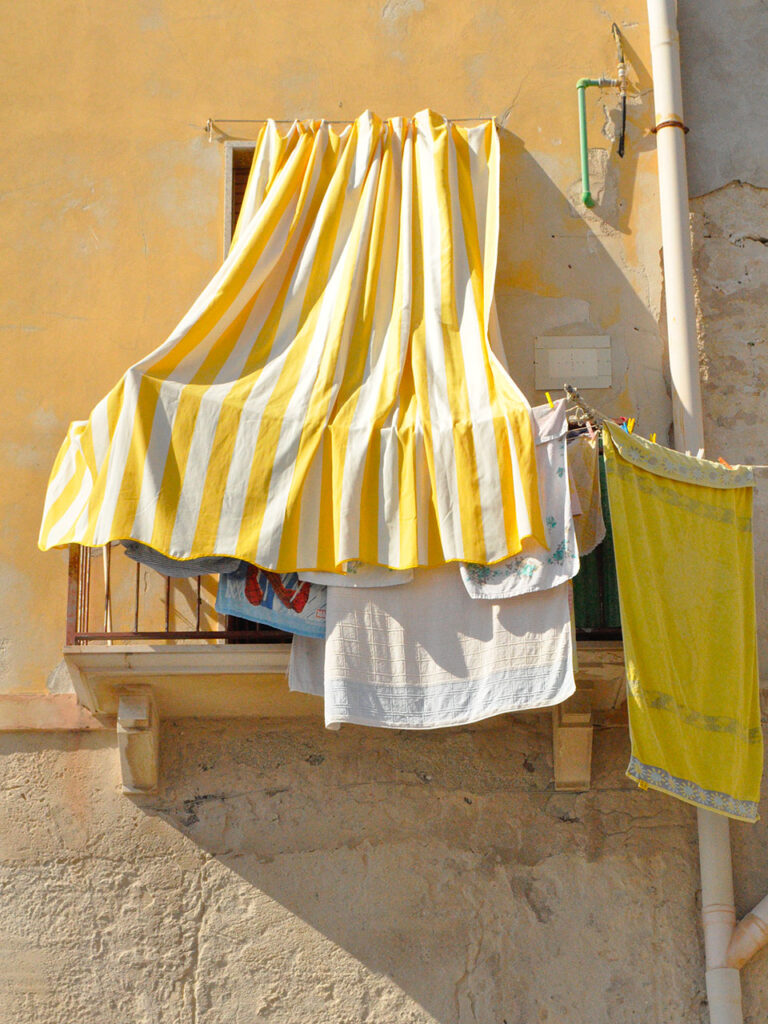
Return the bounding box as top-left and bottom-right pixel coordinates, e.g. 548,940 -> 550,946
279,123 -> 385,570
430,118 -> 486,562
237,122 -> 363,564
322,134 -> 392,562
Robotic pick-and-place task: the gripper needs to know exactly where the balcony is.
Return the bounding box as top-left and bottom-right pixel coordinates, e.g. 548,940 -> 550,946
60,531 -> 626,796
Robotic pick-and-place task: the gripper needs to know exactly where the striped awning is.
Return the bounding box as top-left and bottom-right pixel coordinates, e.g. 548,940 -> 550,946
39,110 -> 544,572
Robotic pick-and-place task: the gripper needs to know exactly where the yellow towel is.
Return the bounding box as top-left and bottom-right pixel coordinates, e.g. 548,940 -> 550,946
602,422 -> 762,822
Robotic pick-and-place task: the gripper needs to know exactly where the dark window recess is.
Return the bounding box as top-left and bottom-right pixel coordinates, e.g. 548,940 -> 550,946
573,453 -> 622,641
231,147 -> 255,240
224,614 -> 291,644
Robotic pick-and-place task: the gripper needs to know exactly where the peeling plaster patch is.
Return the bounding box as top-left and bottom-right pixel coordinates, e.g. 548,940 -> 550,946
31,406 -> 62,433
139,7 -> 166,32
6,441 -> 44,470
146,141 -> 219,261
45,661 -> 75,695
382,0 -> 424,20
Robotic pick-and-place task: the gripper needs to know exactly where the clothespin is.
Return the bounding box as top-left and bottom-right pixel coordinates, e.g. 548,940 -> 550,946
627,417 -> 635,434
696,447 -> 705,459
615,416 -> 628,432
650,432 -> 656,444
545,391 -> 554,409
586,419 -> 596,440
718,456 -> 733,469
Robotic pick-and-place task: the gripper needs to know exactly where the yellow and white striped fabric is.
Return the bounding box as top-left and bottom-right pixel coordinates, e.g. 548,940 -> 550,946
39,110 -> 544,572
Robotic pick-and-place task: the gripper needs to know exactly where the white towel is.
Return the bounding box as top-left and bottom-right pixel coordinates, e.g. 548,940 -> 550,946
461,399 -> 579,600
299,563 -> 413,588
289,564 -> 575,730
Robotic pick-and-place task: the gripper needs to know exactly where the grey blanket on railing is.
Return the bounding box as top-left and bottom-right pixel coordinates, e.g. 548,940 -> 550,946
120,540 -> 241,578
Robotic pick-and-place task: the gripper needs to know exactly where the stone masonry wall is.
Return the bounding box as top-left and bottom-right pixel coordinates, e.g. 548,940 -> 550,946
2,714 -> 767,1024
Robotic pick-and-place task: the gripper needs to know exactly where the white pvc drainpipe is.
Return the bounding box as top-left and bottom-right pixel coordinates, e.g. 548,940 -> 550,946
646,2 -> 768,1021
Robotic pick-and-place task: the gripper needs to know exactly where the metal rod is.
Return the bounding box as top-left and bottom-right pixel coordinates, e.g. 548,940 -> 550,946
66,545 -> 81,646
207,114 -> 497,126
83,547 -> 91,637
103,544 -> 112,639
134,561 -> 140,634
164,576 -> 171,633
74,629 -> 289,642
196,576 -> 202,632
564,383 -> 608,425
206,113 -> 502,143
77,546 -> 86,635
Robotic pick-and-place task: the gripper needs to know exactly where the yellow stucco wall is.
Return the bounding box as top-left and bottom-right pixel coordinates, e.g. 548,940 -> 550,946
2,0 -> 664,693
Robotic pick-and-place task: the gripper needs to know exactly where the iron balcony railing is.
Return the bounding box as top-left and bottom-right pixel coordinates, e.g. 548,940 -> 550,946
66,493 -> 621,648
65,544 -> 287,645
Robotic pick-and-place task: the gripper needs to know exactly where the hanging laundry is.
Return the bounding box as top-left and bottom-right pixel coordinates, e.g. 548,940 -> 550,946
38,110 -> 545,575
216,563 -> 326,638
121,540 -> 241,578
602,421 -> 762,822
566,432 -> 606,557
299,563 -> 413,588
289,564 -> 574,730
461,399 -> 578,599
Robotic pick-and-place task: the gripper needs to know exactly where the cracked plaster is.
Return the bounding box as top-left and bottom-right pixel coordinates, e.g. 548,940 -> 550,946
1,719 -> 768,1023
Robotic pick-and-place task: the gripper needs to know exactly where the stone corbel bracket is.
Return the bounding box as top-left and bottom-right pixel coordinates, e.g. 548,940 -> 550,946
552,691 -> 594,791
117,687 -> 159,795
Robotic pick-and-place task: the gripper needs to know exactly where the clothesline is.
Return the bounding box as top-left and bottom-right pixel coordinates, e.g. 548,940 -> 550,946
204,108 -> 515,142
563,384 -> 768,468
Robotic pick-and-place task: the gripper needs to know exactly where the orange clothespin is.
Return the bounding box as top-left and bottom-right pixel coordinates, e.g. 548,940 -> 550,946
718,456 -> 733,469
545,391 -> 554,409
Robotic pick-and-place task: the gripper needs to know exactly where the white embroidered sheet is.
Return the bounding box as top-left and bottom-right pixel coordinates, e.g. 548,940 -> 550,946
289,564 -> 575,730
461,399 -> 579,600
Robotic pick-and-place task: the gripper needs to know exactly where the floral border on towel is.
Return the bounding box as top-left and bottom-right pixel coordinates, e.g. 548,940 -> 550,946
607,458 -> 753,532
604,422 -> 754,489
627,680 -> 762,746
626,755 -> 759,823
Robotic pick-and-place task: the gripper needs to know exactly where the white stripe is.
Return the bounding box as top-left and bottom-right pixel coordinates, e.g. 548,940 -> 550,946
168,133 -> 334,555
379,419 -> 400,565
413,413 -> 431,564
254,125 -> 384,565
294,435 -> 325,569
336,123 -> 404,563
446,131 -> 505,558
507,417 -> 532,541
40,427 -> 83,523
415,113 -> 463,558
45,467 -> 94,549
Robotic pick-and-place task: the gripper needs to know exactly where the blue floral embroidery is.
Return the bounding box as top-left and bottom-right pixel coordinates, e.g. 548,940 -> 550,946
546,540 -> 567,564
627,756 -> 758,822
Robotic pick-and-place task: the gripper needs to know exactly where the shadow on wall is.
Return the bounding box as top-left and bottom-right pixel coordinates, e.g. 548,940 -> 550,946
493,130 -> 666,430
145,715 -> 706,1024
